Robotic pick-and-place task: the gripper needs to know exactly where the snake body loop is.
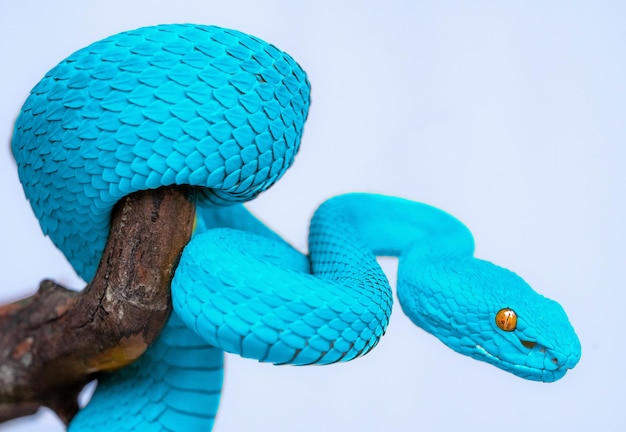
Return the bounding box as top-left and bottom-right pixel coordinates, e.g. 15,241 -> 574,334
13,23 -> 310,281
11,24 -> 581,431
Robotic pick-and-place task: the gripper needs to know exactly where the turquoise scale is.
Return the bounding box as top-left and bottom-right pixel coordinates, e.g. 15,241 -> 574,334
70,315 -> 224,431
13,23 -> 310,281
12,24 -> 311,431
11,24 -> 581,432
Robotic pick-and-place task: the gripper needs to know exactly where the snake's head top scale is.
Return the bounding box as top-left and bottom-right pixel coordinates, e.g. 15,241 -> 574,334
398,252 -> 581,382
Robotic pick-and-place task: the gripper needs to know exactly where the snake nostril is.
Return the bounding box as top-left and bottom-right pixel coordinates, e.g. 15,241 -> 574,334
520,340 -> 536,349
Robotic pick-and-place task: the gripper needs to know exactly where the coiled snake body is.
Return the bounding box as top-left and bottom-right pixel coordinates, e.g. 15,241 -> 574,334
11,24 -> 581,431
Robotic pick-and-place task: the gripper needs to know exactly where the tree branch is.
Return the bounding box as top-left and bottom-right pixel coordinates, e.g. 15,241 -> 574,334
0,186 -> 195,425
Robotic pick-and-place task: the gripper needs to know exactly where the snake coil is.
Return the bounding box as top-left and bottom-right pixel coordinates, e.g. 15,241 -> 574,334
11,24 -> 580,431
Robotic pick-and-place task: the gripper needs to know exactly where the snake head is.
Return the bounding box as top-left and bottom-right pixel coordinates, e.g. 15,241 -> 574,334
397,253 -> 581,382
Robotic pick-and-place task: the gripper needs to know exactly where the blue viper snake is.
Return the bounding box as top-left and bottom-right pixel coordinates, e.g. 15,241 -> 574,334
10,24 -> 581,431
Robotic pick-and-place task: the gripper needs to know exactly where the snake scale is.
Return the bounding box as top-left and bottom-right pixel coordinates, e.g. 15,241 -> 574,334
10,24 -> 581,431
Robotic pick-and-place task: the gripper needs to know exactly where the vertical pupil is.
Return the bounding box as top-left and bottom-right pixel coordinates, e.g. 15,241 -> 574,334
496,308 -> 517,331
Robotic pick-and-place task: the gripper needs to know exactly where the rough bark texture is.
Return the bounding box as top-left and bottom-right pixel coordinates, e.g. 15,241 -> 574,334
0,186 -> 195,425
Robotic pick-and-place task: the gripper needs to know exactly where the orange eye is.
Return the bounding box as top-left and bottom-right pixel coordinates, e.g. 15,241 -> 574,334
495,308 -> 517,332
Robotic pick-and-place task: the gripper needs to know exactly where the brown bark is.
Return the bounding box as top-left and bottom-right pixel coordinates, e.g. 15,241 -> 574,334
0,186 -> 195,425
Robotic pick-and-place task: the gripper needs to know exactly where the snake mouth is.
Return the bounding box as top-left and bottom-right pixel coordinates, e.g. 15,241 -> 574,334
518,340 -> 565,370
474,343 -> 568,382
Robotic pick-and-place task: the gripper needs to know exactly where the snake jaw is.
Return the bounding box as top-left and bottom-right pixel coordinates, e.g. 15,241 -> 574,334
472,343 -> 553,381
475,344 -> 498,362
473,333 -> 578,383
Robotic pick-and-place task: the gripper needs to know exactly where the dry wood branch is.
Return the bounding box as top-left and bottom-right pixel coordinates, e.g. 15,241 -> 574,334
0,186 -> 195,425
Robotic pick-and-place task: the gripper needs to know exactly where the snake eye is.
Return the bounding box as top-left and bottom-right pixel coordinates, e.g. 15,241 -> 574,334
495,308 -> 517,332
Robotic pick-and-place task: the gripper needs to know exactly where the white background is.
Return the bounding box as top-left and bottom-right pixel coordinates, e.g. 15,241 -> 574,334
1,1 -> 623,431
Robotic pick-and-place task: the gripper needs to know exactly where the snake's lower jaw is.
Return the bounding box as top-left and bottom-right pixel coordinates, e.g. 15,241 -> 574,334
473,341 -> 580,383
444,335 -> 572,383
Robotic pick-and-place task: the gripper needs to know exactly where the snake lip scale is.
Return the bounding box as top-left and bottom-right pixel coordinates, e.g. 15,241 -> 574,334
10,23 -> 581,430
475,342 -> 562,382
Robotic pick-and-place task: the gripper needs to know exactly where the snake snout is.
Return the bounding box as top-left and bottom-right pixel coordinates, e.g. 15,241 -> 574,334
519,336 -> 580,376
